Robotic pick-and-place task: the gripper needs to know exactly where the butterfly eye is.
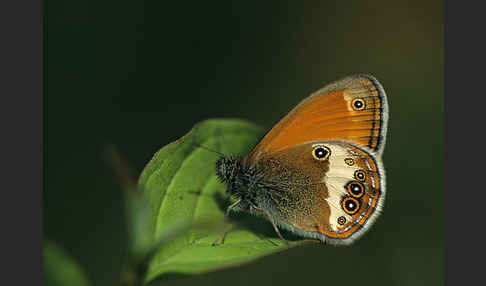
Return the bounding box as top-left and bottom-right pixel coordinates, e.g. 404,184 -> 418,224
351,98 -> 366,111
312,145 -> 331,161
354,170 -> 366,182
341,197 -> 360,215
346,181 -> 365,198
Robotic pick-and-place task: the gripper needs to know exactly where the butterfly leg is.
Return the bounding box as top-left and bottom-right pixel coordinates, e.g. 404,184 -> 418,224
252,205 -> 287,244
212,199 -> 241,246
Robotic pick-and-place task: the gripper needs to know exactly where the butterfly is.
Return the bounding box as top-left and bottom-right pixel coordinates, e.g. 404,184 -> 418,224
214,74 -> 388,245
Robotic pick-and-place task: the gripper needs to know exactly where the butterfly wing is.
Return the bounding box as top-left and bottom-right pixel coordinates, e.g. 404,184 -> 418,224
250,141 -> 385,245
248,74 -> 389,161
245,74 -> 388,244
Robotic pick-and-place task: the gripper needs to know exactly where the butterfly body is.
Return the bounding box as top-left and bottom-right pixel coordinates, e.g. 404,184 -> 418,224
216,74 -> 388,245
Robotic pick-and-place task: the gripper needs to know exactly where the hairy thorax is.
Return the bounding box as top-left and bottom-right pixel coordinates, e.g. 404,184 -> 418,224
215,152 -> 330,228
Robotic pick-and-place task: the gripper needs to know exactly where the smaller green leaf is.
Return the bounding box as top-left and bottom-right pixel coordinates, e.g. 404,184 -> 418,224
43,240 -> 92,286
103,143 -> 154,264
124,187 -> 154,262
138,119 -> 312,283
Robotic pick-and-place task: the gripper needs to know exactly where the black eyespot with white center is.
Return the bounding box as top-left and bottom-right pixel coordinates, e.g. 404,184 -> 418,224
314,148 -> 327,158
354,170 -> 366,182
312,145 -> 331,161
338,216 -> 347,225
346,181 -> 365,198
351,98 -> 366,111
341,196 -> 360,215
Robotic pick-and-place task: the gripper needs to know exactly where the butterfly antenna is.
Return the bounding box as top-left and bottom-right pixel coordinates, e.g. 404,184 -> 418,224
216,125 -> 234,156
193,142 -> 226,157
189,128 -> 226,156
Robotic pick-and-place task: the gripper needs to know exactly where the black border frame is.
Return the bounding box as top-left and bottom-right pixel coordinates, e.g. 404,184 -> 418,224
446,0 -> 484,284
1,0 -> 42,284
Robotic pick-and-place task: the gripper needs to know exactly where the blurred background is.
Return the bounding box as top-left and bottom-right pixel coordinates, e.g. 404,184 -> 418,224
45,1 -> 443,285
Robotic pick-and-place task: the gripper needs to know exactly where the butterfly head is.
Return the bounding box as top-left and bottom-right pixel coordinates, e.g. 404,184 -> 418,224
215,156 -> 242,184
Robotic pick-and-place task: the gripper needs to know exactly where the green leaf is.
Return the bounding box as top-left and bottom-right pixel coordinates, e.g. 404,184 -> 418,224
43,240 -> 92,286
124,185 -> 154,263
138,119 -> 309,283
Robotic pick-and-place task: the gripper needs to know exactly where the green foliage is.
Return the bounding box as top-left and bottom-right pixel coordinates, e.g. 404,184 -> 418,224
43,240 -> 92,286
137,119 -> 308,283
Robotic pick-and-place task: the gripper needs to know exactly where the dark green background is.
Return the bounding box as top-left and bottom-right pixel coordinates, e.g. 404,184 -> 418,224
45,1 -> 443,285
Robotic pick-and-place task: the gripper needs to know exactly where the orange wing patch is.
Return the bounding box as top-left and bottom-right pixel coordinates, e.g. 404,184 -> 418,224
248,75 -> 388,161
